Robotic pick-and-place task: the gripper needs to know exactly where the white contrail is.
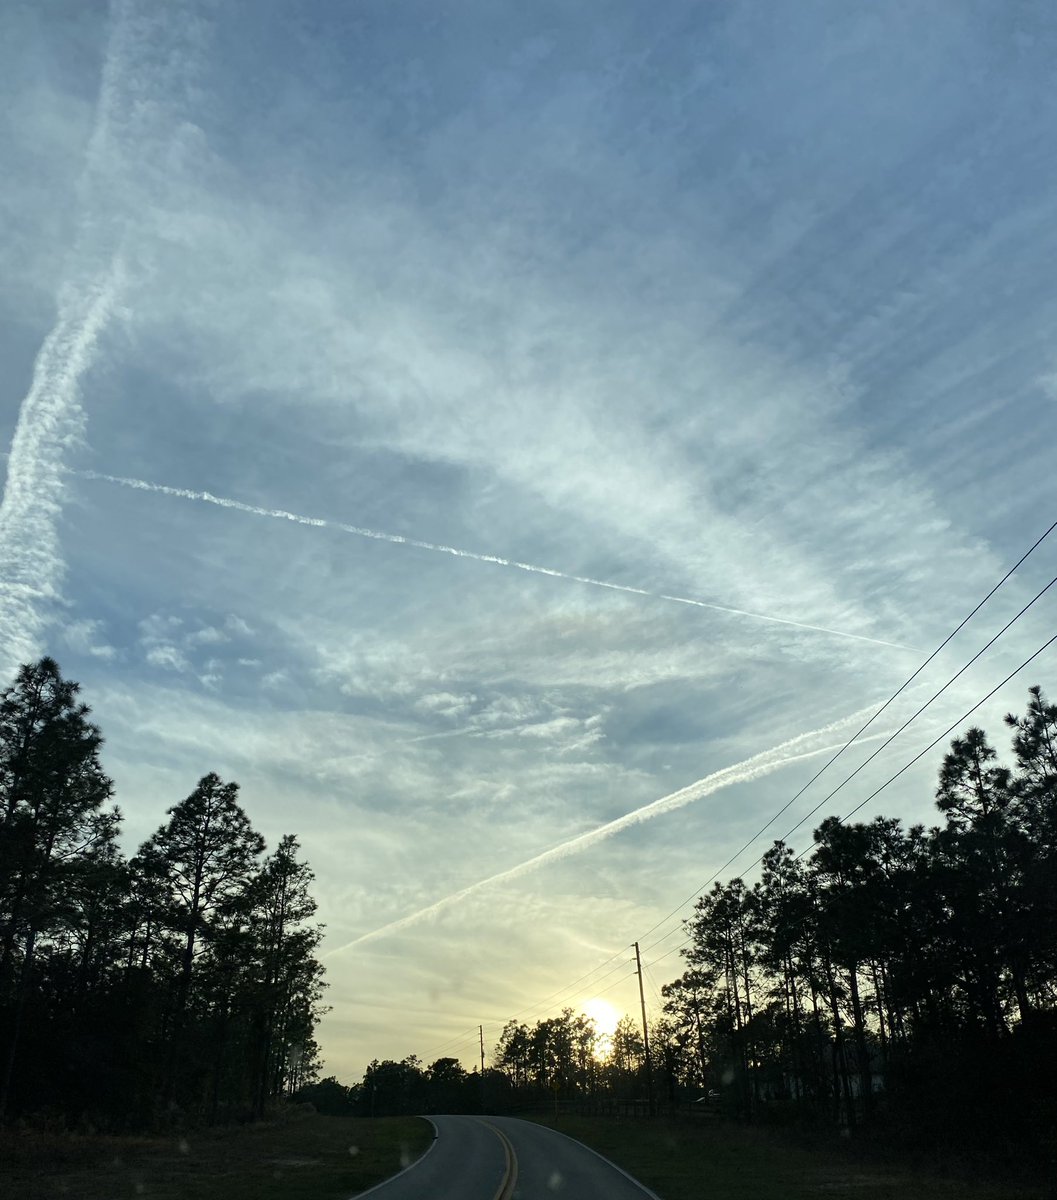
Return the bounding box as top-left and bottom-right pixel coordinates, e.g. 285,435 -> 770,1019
0,2 -> 208,676
0,0 -> 135,674
79,470 -> 915,652
324,707 -> 889,955
0,267 -> 124,672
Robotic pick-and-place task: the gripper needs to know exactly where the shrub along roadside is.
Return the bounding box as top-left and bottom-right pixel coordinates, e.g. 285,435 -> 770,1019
0,1111 -> 432,1200
525,1113 -> 1047,1200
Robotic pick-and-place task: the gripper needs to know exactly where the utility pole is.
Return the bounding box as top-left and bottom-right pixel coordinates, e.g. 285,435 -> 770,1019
634,941 -> 655,1116
479,1025 -> 486,1113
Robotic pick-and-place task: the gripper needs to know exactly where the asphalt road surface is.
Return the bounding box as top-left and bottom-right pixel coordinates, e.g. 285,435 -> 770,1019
359,1113 -> 658,1199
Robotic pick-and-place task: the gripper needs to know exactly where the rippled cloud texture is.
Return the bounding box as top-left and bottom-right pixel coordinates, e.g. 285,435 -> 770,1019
2,0 -> 1055,1075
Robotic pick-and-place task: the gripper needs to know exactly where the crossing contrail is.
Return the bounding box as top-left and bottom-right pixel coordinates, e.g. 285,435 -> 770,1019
0,0 -> 139,674
79,470 -> 915,652
323,707 -> 890,955
0,1 -> 205,675
0,268 -> 125,672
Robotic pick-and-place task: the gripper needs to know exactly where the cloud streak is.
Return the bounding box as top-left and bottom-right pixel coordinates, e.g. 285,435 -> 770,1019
0,0 -> 135,674
0,268 -> 125,676
80,470 -> 914,652
0,1 -> 211,676
325,706 -> 889,954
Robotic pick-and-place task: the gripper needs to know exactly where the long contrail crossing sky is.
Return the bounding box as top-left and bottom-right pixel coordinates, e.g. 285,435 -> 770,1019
324,707 -> 891,955
80,470 -> 915,652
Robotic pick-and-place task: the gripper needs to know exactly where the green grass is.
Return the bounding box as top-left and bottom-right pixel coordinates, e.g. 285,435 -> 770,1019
529,1114 -> 1048,1200
0,1112 -> 432,1199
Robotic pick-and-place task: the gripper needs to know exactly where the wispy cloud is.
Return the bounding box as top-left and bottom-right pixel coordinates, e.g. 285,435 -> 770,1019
0,0 -> 140,675
80,470 -> 915,652
60,617 -> 118,661
0,258 -> 125,675
325,706 -> 888,954
0,0 -> 206,674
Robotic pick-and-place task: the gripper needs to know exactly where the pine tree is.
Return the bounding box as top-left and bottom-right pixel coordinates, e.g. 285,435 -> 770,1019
0,658 -> 115,1115
244,835 -> 325,1116
138,773 -> 265,1108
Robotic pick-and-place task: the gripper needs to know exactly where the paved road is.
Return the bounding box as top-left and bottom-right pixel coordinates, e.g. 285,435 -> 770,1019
357,1114 -> 508,1199
359,1113 -> 658,1199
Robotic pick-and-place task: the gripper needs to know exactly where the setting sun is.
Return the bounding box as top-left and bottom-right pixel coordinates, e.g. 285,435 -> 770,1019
582,997 -> 621,1060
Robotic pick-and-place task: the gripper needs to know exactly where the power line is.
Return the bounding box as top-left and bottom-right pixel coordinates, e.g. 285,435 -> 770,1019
631,520 -> 1057,954
794,629 -> 1057,855
587,968 -> 641,1003
494,946 -> 635,1026
643,961 -> 666,1009
416,952 -> 638,1063
417,1024 -> 497,1062
645,629 -> 1057,969
767,577 -> 1055,854
638,566 -> 1056,961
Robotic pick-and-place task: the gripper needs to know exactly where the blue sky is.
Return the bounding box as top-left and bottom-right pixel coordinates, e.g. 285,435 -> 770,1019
2,0 -> 1055,1077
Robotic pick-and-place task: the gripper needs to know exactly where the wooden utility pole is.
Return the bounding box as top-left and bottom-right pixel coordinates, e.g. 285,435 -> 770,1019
479,1025 -> 486,1112
634,941 -> 655,1115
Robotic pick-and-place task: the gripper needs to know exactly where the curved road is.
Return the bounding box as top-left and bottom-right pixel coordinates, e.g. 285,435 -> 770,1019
359,1113 -> 658,1199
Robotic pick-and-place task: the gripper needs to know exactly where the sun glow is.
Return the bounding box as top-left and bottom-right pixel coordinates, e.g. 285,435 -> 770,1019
582,997 -> 621,1059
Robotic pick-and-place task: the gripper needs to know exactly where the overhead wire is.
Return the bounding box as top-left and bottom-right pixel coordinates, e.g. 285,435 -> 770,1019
417,953 -> 642,1064
497,944 -> 634,1024
643,961 -> 666,1011
587,968 -> 641,1003
631,520 -> 1057,955
644,628 -> 1057,970
684,571 -> 1057,903
794,629 -> 1057,856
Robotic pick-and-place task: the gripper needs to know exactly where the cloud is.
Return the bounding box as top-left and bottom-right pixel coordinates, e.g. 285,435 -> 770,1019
59,617 -> 117,661
185,624 -> 228,646
138,612 -> 182,638
413,691 -> 478,719
144,643 -> 190,673
137,612 -> 187,673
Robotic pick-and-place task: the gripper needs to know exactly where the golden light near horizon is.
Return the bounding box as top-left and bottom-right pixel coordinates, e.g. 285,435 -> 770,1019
582,997 -> 621,1060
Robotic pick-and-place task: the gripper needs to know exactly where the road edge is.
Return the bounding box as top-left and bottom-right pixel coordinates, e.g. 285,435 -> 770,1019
352,1116 -> 439,1198
509,1117 -> 663,1200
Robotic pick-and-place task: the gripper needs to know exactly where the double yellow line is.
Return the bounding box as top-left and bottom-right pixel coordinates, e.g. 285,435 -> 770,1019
480,1119 -> 518,1200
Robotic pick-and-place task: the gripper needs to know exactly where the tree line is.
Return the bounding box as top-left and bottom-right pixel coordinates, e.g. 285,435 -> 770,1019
655,687 -> 1056,1151
317,1011 -> 651,1118
0,658 -> 326,1129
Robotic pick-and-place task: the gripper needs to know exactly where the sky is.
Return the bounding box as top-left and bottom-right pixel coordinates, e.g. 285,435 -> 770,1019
1,0 -> 1055,1080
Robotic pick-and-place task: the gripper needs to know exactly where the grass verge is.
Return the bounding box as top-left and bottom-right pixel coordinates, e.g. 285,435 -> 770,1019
0,1112 -> 432,1199
528,1114 -> 1047,1200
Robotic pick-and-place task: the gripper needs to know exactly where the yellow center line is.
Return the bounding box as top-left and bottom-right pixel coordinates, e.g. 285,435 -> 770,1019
480,1119 -> 519,1200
